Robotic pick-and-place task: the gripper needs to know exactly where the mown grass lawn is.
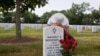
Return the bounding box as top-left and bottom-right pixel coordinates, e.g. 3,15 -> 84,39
0,27 -> 100,56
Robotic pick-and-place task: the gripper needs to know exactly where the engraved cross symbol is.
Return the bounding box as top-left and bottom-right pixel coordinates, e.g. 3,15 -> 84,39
52,28 -> 56,34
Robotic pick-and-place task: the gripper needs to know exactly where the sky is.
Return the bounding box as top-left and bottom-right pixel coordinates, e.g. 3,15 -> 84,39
33,0 -> 100,16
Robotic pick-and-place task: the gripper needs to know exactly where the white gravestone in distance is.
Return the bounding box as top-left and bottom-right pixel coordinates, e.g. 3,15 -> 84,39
92,26 -> 97,33
43,26 -> 64,56
77,25 -> 82,32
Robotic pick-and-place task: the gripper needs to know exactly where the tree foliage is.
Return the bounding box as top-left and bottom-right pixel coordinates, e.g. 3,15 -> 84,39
22,12 -> 40,23
0,1 -> 100,25
40,2 -> 99,25
0,0 -> 48,13
0,0 -> 15,13
40,11 -> 58,24
66,2 -> 92,24
92,8 -> 100,24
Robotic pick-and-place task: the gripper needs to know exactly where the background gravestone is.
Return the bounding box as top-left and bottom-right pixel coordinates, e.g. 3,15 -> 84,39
92,26 -> 97,33
77,25 -> 82,32
43,26 -> 64,56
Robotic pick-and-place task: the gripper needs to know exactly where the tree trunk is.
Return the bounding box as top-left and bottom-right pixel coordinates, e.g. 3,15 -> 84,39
16,0 -> 21,39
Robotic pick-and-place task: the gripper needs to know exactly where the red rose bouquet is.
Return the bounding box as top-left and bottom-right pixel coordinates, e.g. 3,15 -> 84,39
59,35 -> 77,56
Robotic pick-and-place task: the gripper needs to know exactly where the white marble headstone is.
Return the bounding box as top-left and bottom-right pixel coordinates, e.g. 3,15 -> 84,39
73,25 -> 77,30
35,24 -> 42,30
92,26 -> 97,33
43,26 -> 64,56
84,25 -> 88,30
3,23 -> 14,30
21,25 -> 25,30
77,25 -> 82,32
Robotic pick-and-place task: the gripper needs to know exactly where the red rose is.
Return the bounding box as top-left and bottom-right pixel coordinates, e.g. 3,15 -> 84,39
69,39 -> 75,44
71,42 -> 78,51
73,41 -> 78,47
59,39 -> 64,44
63,44 -> 68,50
65,38 -> 69,43
71,45 -> 75,51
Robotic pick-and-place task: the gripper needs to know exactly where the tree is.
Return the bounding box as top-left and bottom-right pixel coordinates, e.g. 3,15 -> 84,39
82,13 -> 94,25
3,16 -> 12,23
40,11 -> 58,24
0,11 -> 4,23
1,12 -> 15,23
0,15 -> 4,23
65,2 -> 92,25
92,9 -> 100,24
0,0 -> 48,38
22,12 -> 40,23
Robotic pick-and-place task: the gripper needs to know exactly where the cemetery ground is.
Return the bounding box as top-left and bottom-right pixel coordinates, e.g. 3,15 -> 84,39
0,27 -> 100,56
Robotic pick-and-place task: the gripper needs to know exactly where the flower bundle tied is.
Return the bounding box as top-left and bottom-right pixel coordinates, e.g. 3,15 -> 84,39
59,35 -> 77,56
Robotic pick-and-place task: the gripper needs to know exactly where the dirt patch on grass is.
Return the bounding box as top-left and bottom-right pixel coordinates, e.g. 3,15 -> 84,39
0,36 -> 37,44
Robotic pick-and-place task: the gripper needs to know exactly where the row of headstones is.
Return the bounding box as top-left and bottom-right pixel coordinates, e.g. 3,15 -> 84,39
70,25 -> 100,32
0,23 -> 15,30
21,24 -> 47,30
21,24 -> 42,30
0,23 -> 47,30
0,23 -> 100,32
